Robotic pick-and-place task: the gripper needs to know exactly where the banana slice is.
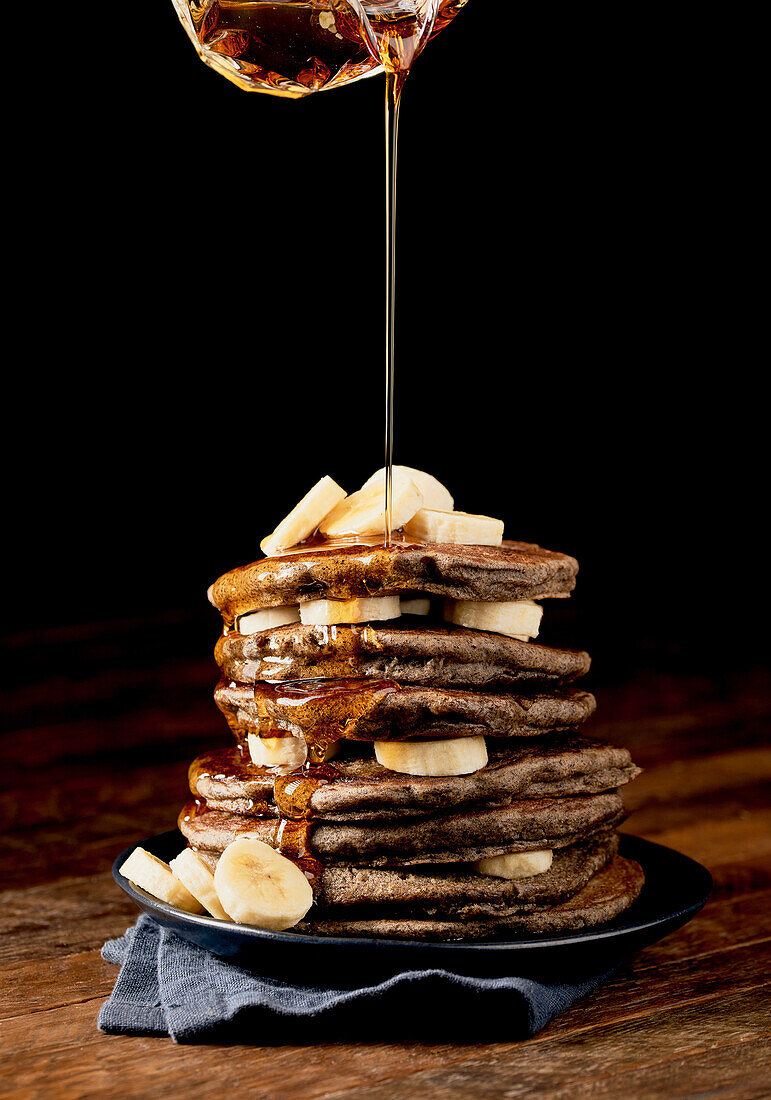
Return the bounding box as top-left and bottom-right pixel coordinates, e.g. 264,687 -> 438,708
400,596 -> 431,616
260,475 -> 347,557
319,480 -> 423,538
404,509 -> 504,546
169,848 -> 230,919
375,736 -> 488,777
360,466 -> 454,512
213,837 -> 314,930
237,606 -> 301,634
299,595 -> 401,626
474,850 -> 553,879
247,731 -> 308,768
119,847 -> 204,913
444,599 -> 543,639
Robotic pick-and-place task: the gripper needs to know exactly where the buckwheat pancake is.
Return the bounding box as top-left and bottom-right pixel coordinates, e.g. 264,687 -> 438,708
193,834 -> 619,915
208,539 -> 579,623
215,620 -> 591,688
190,737 -> 640,819
298,856 -> 645,940
315,834 -> 620,915
215,679 -> 596,743
179,790 -> 625,865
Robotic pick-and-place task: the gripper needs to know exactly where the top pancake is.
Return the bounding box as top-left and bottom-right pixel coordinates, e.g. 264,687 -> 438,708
208,538 -> 579,622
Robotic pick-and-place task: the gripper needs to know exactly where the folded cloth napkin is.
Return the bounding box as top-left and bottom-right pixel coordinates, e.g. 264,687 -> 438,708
98,916 -> 620,1044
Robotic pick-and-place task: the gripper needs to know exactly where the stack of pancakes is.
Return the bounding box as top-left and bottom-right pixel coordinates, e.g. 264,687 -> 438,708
180,538 -> 644,939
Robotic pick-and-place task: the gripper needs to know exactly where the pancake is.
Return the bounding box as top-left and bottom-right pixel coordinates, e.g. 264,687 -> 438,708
298,856 -> 645,939
312,791 -> 625,864
178,790 -> 625,865
208,538 -> 579,622
316,834 -> 620,915
193,834 -> 619,916
215,620 -> 591,688
190,738 -> 640,819
214,679 -> 597,743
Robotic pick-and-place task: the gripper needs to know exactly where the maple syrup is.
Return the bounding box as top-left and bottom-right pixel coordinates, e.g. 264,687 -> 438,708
252,677 -> 400,756
189,746 -> 254,794
274,818 -> 324,884
273,762 -> 340,819
212,676 -> 402,755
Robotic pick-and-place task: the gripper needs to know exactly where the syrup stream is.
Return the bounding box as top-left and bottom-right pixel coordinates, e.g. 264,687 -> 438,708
384,70 -> 400,545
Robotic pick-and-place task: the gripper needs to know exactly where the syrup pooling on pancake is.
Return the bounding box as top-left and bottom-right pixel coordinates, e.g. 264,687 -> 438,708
211,535 -> 426,628
214,678 -> 597,744
188,745 -> 254,788
273,764 -> 340,822
208,538 -> 579,624
272,819 -> 324,888
249,676 -> 403,761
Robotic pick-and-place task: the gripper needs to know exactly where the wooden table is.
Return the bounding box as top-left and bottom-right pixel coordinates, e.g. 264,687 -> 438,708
2,614 -> 770,1097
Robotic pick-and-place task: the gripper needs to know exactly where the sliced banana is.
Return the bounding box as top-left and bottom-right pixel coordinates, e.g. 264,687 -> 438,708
237,606 -> 301,634
404,509 -> 504,546
213,837 -> 314,930
375,736 -> 488,777
299,595 -> 402,626
247,731 -> 308,768
169,848 -> 230,919
319,480 -> 422,538
400,596 -> 431,616
260,475 -> 347,557
474,850 -> 553,879
444,599 -> 543,640
119,847 -> 204,913
360,466 -> 454,512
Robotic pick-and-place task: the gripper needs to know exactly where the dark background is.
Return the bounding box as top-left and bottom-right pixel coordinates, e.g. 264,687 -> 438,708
4,4 -> 765,689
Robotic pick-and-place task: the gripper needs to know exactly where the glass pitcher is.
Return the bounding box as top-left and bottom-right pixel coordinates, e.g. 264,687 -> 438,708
171,0 -> 468,98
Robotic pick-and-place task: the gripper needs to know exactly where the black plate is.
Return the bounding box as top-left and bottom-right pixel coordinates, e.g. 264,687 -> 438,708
113,832 -> 711,984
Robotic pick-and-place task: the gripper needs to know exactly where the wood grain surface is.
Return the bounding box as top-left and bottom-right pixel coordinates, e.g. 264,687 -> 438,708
2,614 -> 769,1098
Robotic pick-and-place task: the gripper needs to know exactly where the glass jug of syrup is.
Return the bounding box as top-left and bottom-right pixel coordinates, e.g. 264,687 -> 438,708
172,0 -> 468,98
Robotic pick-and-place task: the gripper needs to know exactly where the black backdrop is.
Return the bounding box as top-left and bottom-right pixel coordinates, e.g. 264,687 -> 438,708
5,5 -> 765,687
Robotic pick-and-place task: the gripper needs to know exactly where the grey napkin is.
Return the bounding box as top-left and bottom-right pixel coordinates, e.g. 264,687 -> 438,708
98,915 -> 618,1044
